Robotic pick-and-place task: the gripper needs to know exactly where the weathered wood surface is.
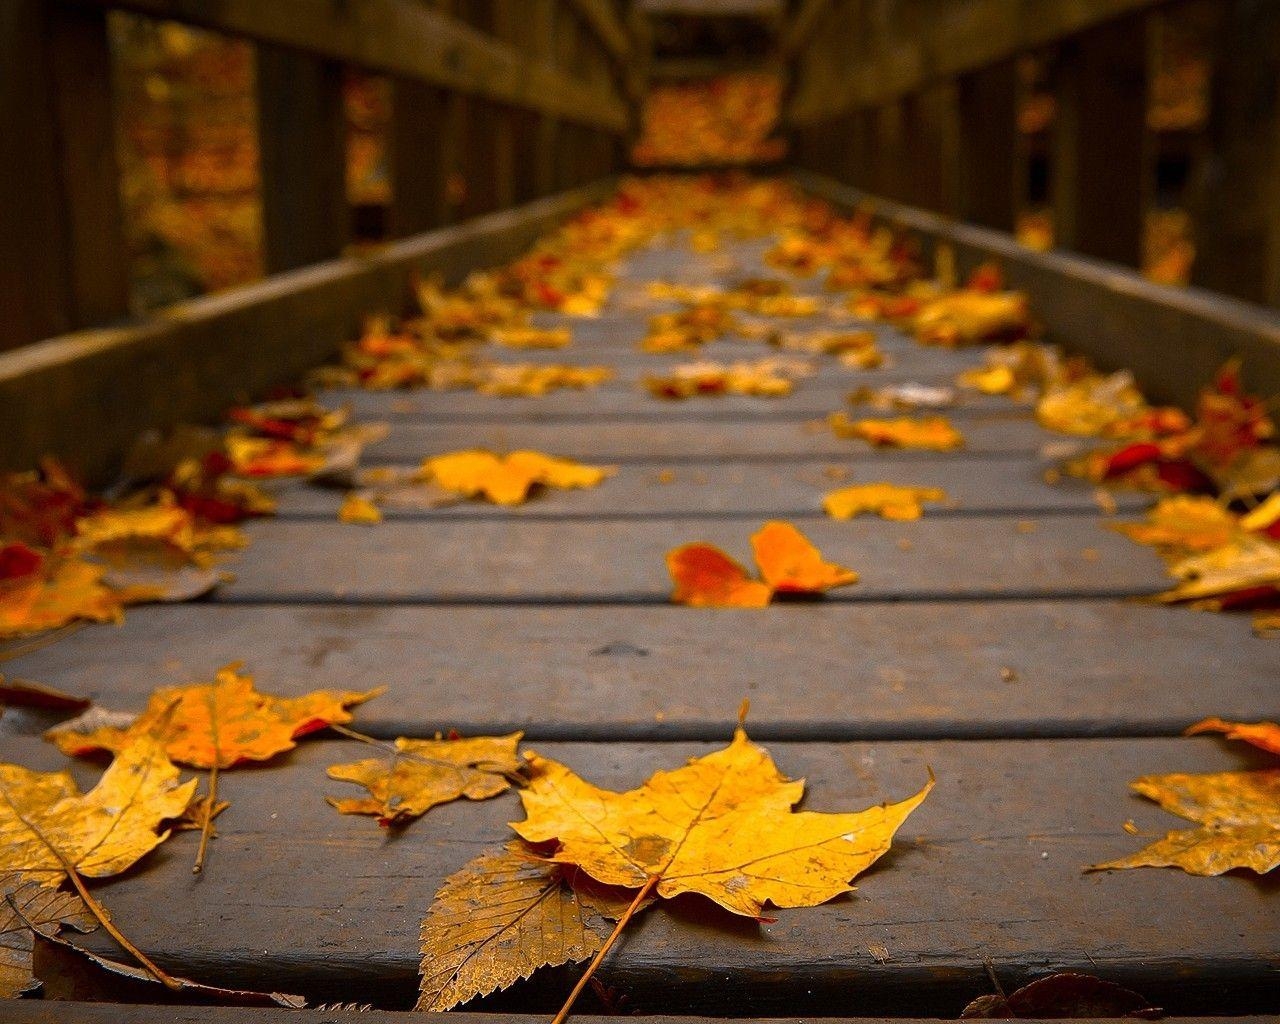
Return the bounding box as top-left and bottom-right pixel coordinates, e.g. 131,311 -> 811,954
274,457 -> 1142,519
0,182 -> 616,484
65,0 -> 629,132
366,416 -> 1064,463
4,735 -> 1275,1015
213,515 -> 1167,603
4,602 -> 1273,742
795,172 -> 1280,409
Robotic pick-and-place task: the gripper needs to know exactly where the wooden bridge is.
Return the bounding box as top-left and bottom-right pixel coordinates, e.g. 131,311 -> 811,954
1,2 -> 1278,1024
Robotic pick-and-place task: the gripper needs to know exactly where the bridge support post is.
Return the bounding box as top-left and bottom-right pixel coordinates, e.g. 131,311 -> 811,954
957,57 -> 1020,234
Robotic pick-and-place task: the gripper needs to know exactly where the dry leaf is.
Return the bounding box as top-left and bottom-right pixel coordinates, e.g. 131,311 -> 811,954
1,871 -> 97,998
957,364 -> 1017,396
1186,717 -> 1280,756
339,493 -> 383,525
421,450 -> 613,506
0,736 -> 195,886
961,971 -> 1161,1019
1155,537 -> 1280,608
416,844 -> 633,1011
751,520 -> 859,593
327,732 -> 523,827
0,557 -> 127,639
1109,496 -> 1238,555
490,327 -> 571,349
828,413 -> 964,451
513,724 -> 932,917
0,676 -> 90,714
46,664 -> 381,769
667,545 -> 772,608
644,358 -> 806,400
823,483 -> 947,521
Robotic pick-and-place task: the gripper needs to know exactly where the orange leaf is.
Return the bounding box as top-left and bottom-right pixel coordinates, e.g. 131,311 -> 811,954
667,544 -> 771,608
1186,717 -> 1280,756
750,521 -> 858,594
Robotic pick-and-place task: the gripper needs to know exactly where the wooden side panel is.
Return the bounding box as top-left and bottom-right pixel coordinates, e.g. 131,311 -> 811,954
388,79 -> 448,237
256,45 -> 348,273
956,57 -> 1019,233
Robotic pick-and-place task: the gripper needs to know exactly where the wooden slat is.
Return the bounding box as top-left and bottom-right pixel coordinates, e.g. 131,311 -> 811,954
272,456 -> 1142,520
795,172 -> 1280,409
366,416 -> 1065,463
387,79 -> 449,237
6,600 -> 1272,742
1,1 -> 129,350
212,514 -> 1168,603
564,0 -> 632,64
256,46 -> 349,273
787,0 -> 1169,126
64,0 -> 629,132
1051,12 -> 1150,269
779,0 -> 835,58
955,57 -> 1019,233
6,735 -> 1273,1014
0,182 -> 616,484
9,1013 -> 1263,1024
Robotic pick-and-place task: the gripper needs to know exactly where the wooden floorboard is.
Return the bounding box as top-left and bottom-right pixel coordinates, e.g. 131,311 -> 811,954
6,734 -> 1274,1015
3,602 -> 1272,742
271,456 -> 1144,520
213,514 -> 1168,603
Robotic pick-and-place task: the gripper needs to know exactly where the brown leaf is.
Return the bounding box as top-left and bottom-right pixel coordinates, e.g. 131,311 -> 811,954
961,972 -> 1162,1019
1,872 -> 97,998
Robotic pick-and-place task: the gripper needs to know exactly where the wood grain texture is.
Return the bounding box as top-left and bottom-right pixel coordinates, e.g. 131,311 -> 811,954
273,457 -> 1143,519
211,514 -> 1168,603
4,735 -> 1273,1015
3,601 -> 1273,742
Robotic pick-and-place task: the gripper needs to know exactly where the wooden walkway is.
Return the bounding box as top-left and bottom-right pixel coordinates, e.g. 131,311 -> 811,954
3,233 -> 1278,1019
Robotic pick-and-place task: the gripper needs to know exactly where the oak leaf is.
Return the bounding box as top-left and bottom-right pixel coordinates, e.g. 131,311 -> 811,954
46,664 -> 381,769
823,483 -> 947,521
416,844 -> 632,1011
0,736 -> 195,886
327,732 -> 523,827
828,413 -> 964,451
512,725 -> 932,917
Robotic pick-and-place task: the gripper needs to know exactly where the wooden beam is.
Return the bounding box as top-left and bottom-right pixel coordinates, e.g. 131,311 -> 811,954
63,0 -> 629,132
1,2 -> 129,351
0,182 -> 617,483
779,0 -> 834,58
1051,12 -> 1150,268
256,45 -> 349,273
564,0 -> 631,65
388,79 -> 449,237
1190,0 -> 1280,306
955,57 -> 1019,233
787,0 -> 1170,126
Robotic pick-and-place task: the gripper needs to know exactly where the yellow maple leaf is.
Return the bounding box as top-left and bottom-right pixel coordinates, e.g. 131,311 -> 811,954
421,450 -> 613,506
327,732 -> 523,827
823,482 -> 948,521
513,724 -> 931,917
0,736 -> 195,886
338,493 -> 383,525
0,558 -> 127,639
829,413 -> 965,451
957,364 -> 1016,396
489,327 -> 572,349
1090,770 -> 1280,875
1109,496 -> 1238,555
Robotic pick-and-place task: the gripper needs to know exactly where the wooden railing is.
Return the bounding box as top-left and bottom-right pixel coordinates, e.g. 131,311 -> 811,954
782,0 -> 1280,311
1,0 -> 639,352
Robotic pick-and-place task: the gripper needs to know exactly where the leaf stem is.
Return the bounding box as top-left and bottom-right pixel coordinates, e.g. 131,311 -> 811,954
550,874 -> 658,1024
192,764 -> 218,874
329,722 -> 525,784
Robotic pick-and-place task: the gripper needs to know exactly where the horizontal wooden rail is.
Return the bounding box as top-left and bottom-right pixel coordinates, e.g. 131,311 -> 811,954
796,171 -> 1280,410
787,0 -> 1169,125
62,0 -> 630,132
0,181 -> 616,484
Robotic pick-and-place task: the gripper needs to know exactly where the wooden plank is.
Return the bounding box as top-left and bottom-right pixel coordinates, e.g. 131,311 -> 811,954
1189,0 -> 1280,306
779,0 -> 835,58
6,734 -> 1273,1014
6,600 -> 1272,742
0,1 -> 129,351
366,416 -> 1066,463
272,456 -> 1143,520
956,57 -> 1019,233
0,182 -> 617,484
65,0 -> 629,132
794,172 -> 1280,410
564,0 -> 633,64
213,514 -> 1168,603
387,79 -> 449,237
8,1012 -> 1262,1024
786,0 -> 1170,126
256,45 -> 349,273
1051,12 -> 1150,269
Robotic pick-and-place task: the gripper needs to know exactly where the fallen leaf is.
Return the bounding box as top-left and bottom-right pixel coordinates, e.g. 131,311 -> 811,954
644,358 -> 806,399
490,326 -> 572,349
327,732 -> 523,827
829,413 -> 965,451
751,520 -> 859,593
1,871 -> 97,998
957,364 -> 1017,396
0,557 -> 127,639
848,383 -> 955,411
1186,717 -> 1280,756
421,450 -> 613,506
338,493 -> 383,525
0,677 -> 90,714
1155,537 -> 1280,608
513,724 -> 932,917
667,544 -> 772,608
961,971 -> 1161,1019
1090,768 -> 1279,875
416,844 -> 633,1011
823,483 -> 947,521
1109,496 -> 1238,555
0,736 -> 195,886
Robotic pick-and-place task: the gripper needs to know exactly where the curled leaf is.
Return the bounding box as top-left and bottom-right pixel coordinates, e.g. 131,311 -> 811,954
667,544 -> 772,608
